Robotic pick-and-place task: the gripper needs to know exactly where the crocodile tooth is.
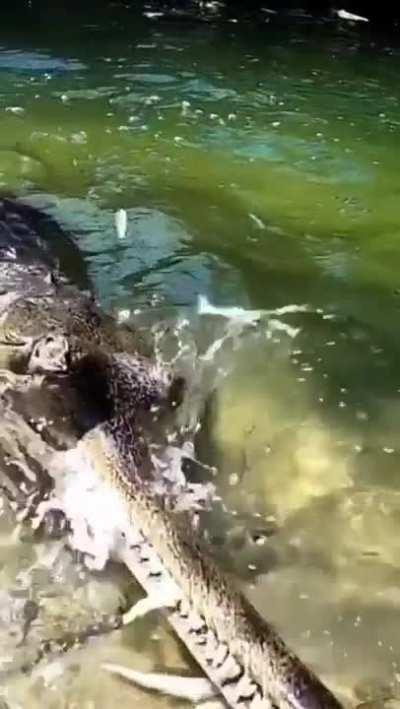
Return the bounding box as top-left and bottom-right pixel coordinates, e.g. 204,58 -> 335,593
147,567 -> 163,579
216,654 -> 243,685
188,612 -> 207,634
233,675 -> 259,701
145,556 -> 164,577
177,599 -> 190,619
128,540 -> 141,550
212,642 -> 229,668
249,694 -> 266,709
192,630 -> 208,646
139,546 -> 151,562
204,630 -> 219,663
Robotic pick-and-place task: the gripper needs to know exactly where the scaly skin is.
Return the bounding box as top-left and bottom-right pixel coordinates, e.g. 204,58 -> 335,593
79,425 -> 342,709
0,289 -> 149,374
70,351 -> 343,709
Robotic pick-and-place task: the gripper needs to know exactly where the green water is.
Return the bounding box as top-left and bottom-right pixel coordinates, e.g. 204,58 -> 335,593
2,4 -> 400,707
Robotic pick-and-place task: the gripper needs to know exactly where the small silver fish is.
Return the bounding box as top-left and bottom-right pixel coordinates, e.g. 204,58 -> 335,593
115,209 -> 127,240
336,8 -> 369,21
197,295 -> 265,325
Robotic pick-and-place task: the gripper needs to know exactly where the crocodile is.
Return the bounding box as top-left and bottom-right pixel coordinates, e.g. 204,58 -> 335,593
39,349 -> 344,709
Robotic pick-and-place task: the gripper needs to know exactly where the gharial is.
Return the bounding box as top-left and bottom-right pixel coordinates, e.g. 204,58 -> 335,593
0,197 -> 343,709
35,346 -> 344,709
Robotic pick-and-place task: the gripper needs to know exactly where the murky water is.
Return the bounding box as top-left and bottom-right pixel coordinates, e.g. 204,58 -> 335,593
1,3 -> 400,707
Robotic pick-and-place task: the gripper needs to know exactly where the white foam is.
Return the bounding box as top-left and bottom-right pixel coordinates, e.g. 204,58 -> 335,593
37,444 -> 132,570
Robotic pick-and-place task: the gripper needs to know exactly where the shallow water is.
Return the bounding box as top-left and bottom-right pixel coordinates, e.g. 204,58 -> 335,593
1,3 -> 400,707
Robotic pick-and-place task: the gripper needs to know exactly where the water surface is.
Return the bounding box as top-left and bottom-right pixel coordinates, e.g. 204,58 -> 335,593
1,4 -> 400,707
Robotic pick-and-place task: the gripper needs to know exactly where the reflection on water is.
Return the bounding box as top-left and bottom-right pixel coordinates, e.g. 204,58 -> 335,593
1,3 -> 400,707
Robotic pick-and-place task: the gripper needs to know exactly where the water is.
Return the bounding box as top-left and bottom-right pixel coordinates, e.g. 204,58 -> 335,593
1,3 -> 400,706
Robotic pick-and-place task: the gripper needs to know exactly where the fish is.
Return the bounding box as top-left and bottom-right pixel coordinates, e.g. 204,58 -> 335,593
197,295 -> 309,325
335,9 -> 369,22
115,208 -> 128,240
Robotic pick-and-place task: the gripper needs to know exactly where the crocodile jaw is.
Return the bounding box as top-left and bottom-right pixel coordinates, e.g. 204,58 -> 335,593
42,429 -> 343,709
43,435 -> 260,708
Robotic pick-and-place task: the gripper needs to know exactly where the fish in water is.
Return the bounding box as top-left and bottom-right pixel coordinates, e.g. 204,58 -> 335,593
335,8 -> 369,21
197,294 -> 309,325
115,208 -> 127,239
